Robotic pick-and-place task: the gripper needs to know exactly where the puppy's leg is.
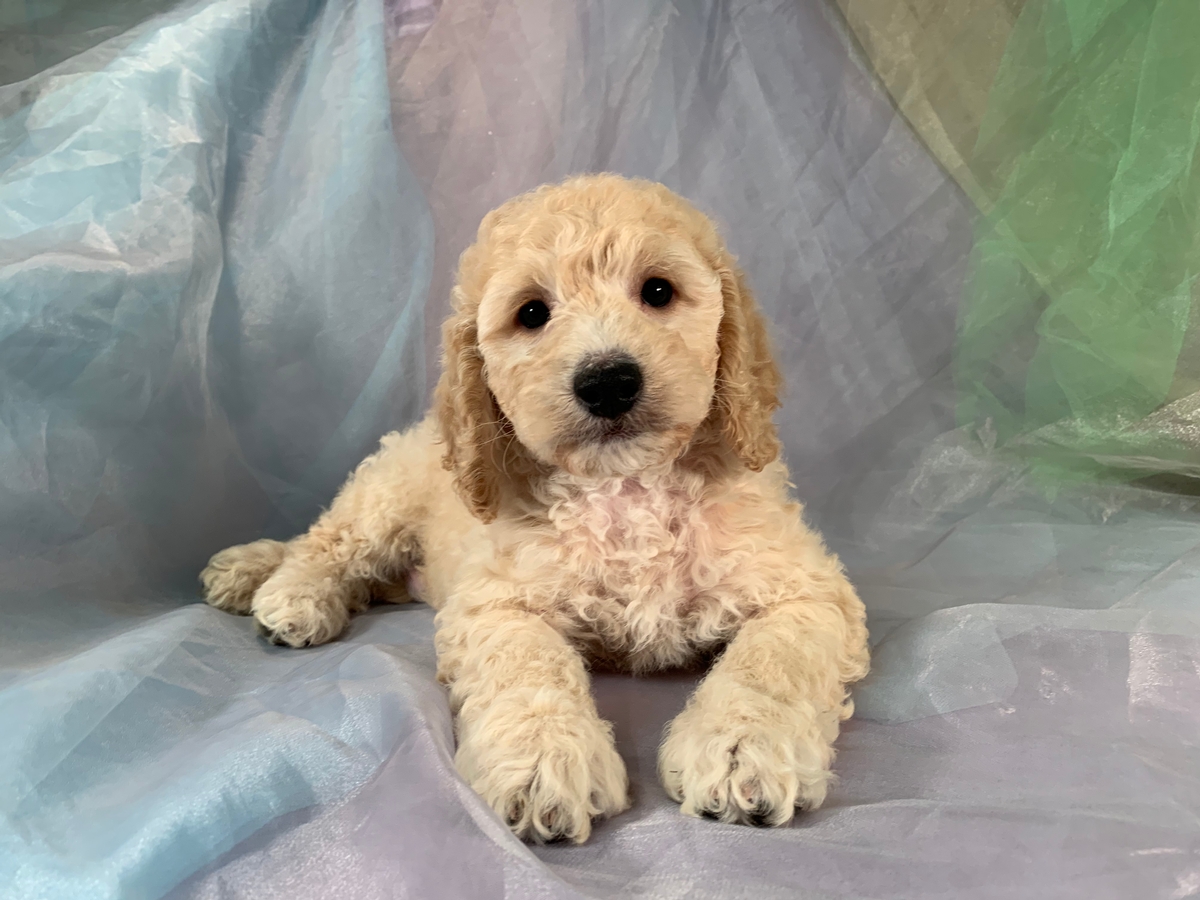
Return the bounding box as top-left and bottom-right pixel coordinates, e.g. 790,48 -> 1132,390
249,424 -> 437,647
659,573 -> 868,826
437,607 -> 629,843
202,539 -> 288,614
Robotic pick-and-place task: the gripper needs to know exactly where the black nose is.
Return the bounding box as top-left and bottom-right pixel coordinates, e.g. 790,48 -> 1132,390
573,358 -> 643,419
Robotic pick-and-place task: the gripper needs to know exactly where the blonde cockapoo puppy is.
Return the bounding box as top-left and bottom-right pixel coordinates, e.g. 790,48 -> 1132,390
202,174 -> 870,843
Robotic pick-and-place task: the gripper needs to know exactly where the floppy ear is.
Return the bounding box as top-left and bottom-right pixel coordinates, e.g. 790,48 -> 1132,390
712,261 -> 783,471
434,291 -> 506,523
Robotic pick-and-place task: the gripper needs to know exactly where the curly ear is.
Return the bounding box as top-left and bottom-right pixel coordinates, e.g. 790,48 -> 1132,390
713,261 -> 783,471
434,293 -> 505,523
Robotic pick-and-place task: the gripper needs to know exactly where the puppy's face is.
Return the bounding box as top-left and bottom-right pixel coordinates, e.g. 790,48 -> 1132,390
437,175 -> 781,520
474,203 -> 725,478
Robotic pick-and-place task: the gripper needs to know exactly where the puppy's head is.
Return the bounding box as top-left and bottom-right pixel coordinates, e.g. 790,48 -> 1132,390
436,175 -> 781,521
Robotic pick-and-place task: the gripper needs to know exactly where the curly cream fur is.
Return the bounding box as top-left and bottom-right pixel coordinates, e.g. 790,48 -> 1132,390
202,174 -> 869,843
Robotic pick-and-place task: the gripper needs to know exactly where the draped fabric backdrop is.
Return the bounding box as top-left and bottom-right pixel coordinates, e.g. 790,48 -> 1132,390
1,1 -> 1198,897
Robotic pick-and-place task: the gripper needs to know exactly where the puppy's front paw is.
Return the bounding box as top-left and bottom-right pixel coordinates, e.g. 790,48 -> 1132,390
201,540 -> 288,615
457,691 -> 629,843
659,682 -> 839,827
250,574 -> 356,648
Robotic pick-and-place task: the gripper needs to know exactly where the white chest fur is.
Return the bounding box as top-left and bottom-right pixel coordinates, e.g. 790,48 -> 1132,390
535,474 -> 760,670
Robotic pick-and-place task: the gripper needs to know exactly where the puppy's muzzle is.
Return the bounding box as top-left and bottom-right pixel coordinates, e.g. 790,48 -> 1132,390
573,357 -> 642,419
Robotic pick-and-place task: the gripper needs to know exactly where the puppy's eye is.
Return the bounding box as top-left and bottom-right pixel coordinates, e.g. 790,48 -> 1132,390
640,277 -> 674,308
516,299 -> 550,329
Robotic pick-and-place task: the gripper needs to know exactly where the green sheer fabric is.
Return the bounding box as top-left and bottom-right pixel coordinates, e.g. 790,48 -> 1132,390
842,0 -> 1200,484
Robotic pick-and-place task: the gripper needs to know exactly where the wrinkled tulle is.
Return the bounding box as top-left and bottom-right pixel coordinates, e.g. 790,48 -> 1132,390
1,1 -> 1198,898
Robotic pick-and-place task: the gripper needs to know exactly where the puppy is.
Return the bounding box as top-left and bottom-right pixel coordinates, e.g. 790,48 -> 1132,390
202,174 -> 870,843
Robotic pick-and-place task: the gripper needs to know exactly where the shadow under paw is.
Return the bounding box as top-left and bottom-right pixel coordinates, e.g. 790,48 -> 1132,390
254,618 -> 312,648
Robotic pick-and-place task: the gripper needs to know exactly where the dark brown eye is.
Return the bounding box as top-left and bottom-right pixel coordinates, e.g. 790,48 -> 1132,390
640,277 -> 673,308
517,299 -> 550,329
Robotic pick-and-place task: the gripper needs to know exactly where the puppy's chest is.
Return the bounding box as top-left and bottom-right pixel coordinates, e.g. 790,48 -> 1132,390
546,479 -> 752,661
